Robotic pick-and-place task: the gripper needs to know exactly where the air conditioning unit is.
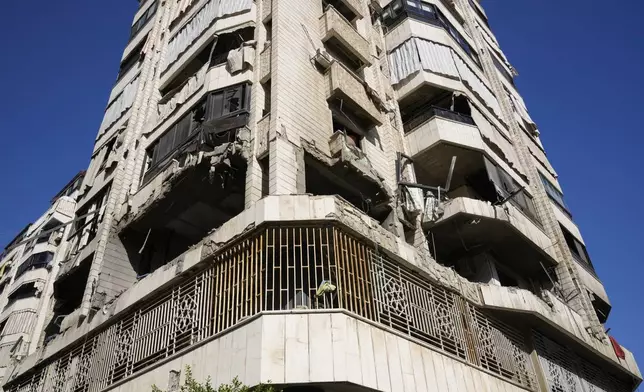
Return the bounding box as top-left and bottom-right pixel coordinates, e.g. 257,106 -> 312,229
313,49 -> 333,70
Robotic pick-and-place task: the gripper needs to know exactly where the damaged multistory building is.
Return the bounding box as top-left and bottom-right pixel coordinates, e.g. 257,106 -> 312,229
0,172 -> 84,383
1,0 -> 639,392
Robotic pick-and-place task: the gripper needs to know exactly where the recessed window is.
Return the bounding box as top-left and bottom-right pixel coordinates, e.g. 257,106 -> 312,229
130,1 -> 158,41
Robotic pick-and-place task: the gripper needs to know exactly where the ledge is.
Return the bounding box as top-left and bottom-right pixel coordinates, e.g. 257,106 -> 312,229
480,284 -> 641,381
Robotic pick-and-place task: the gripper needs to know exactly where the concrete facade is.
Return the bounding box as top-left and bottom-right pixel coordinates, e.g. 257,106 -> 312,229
0,0 -> 640,392
0,172 -> 83,383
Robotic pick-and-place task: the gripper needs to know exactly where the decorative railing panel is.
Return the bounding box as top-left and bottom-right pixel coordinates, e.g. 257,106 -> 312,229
534,331 -> 631,392
6,225 -> 538,392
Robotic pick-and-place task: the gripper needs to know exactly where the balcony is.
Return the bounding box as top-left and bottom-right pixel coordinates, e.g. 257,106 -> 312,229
5,221 -> 541,392
480,284 -> 641,381
49,196 -> 75,224
324,61 -> 382,127
319,6 -> 371,68
8,268 -> 49,298
425,196 -> 556,275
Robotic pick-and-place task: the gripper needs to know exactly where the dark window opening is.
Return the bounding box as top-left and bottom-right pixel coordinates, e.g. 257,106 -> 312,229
260,157 -> 270,197
560,224 -> 594,272
15,251 -> 53,279
117,36 -> 147,81
540,172 -> 571,217
305,155 -> 391,223
144,83 -> 251,184
497,267 -> 518,287
322,0 -> 358,25
325,39 -> 364,76
332,113 -> 363,151
7,282 -> 39,305
45,256 -> 92,344
262,79 -> 271,117
264,20 -> 273,44
126,157 -> 248,276
130,1 -> 157,41
210,27 -> 255,66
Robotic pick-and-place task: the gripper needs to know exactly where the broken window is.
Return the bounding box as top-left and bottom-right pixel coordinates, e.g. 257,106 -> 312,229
15,252 -> 53,279
98,136 -> 118,171
66,186 -> 110,258
145,83 -> 251,183
210,27 -> 255,66
483,157 -> 540,225
7,282 -> 39,305
130,1 -> 157,40
560,224 -> 594,272
117,35 -> 147,81
332,112 -> 363,150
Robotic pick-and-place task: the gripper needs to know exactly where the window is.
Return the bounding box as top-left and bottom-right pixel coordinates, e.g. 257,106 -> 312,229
560,225 -> 594,272
484,157 -> 540,225
117,36 -> 147,80
144,83 -> 251,183
492,54 -> 514,85
210,28 -> 255,66
130,1 -> 157,40
15,252 -> 53,279
539,172 -> 571,216
262,80 -> 271,117
99,137 -> 118,171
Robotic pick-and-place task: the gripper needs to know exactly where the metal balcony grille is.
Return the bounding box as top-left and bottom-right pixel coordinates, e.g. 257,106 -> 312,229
6,225 -> 539,392
534,331 -> 631,392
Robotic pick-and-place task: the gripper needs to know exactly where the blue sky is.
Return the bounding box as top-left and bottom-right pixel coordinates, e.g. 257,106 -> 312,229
0,0 -> 642,379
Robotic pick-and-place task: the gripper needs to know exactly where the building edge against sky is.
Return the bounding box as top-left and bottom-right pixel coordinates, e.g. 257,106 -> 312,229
0,0 -> 640,391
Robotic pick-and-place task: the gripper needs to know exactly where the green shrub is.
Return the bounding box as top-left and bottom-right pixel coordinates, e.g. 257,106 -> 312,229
152,366 -> 276,392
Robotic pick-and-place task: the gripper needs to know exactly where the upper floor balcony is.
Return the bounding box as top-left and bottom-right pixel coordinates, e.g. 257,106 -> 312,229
319,5 -> 371,69
0,294 -> 39,323
324,61 -> 382,128
5,195 -> 641,392
479,284 -> 641,382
